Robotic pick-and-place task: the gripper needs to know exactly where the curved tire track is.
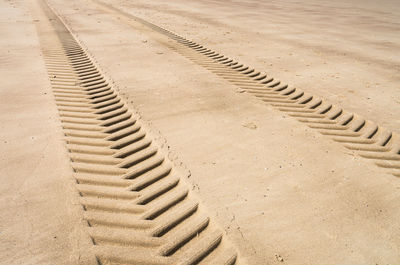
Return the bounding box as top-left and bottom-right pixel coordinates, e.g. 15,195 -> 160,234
94,0 -> 400,178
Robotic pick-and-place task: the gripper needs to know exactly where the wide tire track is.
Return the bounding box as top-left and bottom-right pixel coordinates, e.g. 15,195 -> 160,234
34,1 -> 240,264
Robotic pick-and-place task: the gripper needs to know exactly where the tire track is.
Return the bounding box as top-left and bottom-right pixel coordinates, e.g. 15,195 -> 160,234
94,0 -> 400,178
34,1 -> 240,264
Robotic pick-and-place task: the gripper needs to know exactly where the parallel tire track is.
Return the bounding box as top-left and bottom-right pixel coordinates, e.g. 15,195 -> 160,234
95,0 -> 400,178
35,1 -> 240,264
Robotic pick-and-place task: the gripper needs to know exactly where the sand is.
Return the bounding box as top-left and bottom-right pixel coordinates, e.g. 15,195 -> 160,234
1,0 -> 399,264
0,1 -> 94,264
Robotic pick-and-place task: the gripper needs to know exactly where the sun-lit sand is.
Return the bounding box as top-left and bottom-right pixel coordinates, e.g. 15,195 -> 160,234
1,0 -> 399,264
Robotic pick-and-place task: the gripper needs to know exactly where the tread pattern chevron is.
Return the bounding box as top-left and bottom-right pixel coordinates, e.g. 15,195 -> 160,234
35,1 -> 240,264
95,0 -> 400,178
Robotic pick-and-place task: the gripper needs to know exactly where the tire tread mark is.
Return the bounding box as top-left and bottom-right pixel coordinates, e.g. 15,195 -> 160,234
36,1 -> 240,264
94,0 -> 400,177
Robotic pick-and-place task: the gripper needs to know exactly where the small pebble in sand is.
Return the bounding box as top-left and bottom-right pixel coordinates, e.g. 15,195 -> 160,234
275,254 -> 284,262
242,122 -> 257,130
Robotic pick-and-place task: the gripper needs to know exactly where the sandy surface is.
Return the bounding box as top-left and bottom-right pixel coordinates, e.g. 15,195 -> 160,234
0,1 -> 94,264
1,0 -> 400,264
47,0 -> 400,264
106,0 -> 400,135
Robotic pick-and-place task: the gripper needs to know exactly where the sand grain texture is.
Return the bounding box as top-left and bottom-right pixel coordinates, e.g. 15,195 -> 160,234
1,0 -> 400,264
